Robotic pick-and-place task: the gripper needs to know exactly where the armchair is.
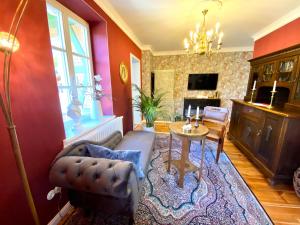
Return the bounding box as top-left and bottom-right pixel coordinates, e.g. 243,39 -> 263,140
202,106 -> 229,163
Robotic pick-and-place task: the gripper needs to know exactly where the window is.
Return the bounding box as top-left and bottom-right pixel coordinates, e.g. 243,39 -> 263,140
47,0 -> 102,138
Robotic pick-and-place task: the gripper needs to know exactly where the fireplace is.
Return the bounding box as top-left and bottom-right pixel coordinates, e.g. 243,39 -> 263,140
183,98 -> 221,117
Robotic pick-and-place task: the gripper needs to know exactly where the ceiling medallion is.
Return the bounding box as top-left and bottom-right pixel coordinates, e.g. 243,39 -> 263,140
183,9 -> 224,56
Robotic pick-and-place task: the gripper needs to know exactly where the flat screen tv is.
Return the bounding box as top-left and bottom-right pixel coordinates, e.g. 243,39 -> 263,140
188,73 -> 218,90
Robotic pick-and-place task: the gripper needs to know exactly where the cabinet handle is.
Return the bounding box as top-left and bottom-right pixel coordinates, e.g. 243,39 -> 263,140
248,109 -> 254,113
246,126 -> 252,137
257,129 -> 262,136
265,125 -> 273,142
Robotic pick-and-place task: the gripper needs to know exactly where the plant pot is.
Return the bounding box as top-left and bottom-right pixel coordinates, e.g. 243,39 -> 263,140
142,125 -> 155,132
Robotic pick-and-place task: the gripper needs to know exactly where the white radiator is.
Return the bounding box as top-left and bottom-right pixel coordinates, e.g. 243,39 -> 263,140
63,116 -> 123,147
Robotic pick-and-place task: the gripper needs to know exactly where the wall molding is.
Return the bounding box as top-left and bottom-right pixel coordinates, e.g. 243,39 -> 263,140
94,0 -> 143,49
142,45 -> 154,52
252,5 -> 300,41
47,202 -> 73,225
152,46 -> 253,56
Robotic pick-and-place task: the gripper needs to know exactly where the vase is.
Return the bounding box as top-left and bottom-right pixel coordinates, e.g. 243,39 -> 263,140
67,99 -> 82,130
142,125 -> 155,132
90,99 -> 103,120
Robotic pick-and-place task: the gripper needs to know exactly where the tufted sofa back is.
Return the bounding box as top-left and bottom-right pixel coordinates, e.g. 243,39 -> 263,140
49,156 -> 135,198
53,131 -> 123,164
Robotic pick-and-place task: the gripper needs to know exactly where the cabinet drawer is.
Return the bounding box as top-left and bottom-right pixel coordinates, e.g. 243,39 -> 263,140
241,105 -> 263,118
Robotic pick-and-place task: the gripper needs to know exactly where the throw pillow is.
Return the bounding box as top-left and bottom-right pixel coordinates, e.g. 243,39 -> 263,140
86,144 -> 144,179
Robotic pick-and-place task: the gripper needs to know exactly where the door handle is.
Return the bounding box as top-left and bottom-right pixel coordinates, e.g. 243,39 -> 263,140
246,126 -> 252,137
265,125 -> 273,142
257,129 -> 262,136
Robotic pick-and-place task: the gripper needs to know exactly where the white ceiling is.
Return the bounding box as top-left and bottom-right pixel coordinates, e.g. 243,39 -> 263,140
96,0 -> 300,52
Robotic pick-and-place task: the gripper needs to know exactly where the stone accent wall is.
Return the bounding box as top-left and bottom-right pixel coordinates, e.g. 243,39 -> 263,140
142,51 -> 253,118
141,50 -> 153,96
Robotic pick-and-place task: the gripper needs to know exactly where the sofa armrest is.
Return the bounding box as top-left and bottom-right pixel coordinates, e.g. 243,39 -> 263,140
49,156 -> 137,199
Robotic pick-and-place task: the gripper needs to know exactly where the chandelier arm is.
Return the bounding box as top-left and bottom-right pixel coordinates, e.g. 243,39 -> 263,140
5,0 -> 29,120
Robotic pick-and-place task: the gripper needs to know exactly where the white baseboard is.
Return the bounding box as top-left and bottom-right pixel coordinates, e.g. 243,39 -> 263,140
48,202 -> 73,225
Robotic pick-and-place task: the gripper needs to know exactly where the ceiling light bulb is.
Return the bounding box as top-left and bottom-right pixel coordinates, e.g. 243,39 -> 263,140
193,32 -> 197,41
206,29 -> 213,41
0,32 -> 20,53
190,31 -> 193,40
184,38 -> 189,49
215,22 -> 220,33
218,32 -> 224,44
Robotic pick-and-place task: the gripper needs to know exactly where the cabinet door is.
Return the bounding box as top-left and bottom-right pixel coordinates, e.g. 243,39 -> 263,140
295,77 -> 300,102
239,116 -> 261,153
229,103 -> 241,138
257,114 -> 282,168
246,65 -> 261,99
292,61 -> 300,104
262,62 -> 275,82
277,56 -> 298,82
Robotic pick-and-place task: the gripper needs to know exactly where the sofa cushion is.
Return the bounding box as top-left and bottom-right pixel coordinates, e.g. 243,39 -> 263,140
86,144 -> 144,179
114,131 -> 155,175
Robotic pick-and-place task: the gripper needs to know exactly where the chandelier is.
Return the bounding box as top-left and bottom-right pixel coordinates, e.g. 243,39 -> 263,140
183,9 -> 224,56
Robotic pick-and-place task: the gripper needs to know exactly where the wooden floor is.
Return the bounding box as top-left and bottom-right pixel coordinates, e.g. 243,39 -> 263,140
153,121 -> 300,225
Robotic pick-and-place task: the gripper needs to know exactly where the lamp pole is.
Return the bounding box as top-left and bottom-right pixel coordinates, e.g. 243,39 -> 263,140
0,0 -> 40,224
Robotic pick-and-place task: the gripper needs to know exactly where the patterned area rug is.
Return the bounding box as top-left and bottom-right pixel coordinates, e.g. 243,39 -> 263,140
64,134 -> 273,225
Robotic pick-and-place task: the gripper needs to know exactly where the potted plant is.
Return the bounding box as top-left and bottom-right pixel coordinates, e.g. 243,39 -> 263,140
133,84 -> 165,132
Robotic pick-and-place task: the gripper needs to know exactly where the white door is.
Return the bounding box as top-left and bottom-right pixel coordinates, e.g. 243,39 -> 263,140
154,70 -> 175,121
130,54 -> 142,127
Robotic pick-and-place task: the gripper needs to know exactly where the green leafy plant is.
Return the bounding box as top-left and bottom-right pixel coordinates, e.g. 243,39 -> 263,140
133,84 -> 165,127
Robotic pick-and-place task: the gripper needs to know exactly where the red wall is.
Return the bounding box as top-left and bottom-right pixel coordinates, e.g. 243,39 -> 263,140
0,0 -> 141,224
107,18 -> 141,133
0,0 -> 65,224
253,18 -> 300,58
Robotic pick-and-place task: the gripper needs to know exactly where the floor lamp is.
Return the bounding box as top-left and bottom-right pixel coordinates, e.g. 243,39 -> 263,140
0,0 -> 40,224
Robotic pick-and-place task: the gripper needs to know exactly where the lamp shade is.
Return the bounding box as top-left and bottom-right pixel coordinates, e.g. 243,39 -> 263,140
0,32 -> 20,53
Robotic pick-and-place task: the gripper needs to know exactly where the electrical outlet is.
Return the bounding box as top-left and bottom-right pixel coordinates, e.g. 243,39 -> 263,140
47,190 -> 55,200
47,187 -> 62,200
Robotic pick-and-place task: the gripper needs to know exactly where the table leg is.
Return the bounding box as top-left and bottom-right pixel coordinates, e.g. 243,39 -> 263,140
199,138 -> 206,181
167,133 -> 172,172
178,137 -> 189,188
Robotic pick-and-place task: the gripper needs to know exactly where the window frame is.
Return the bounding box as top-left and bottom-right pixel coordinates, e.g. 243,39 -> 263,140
46,0 -> 95,121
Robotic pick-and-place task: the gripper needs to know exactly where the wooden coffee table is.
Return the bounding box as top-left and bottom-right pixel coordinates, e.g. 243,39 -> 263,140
167,121 -> 209,188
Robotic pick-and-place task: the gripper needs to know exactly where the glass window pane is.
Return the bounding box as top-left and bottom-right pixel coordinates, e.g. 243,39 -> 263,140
73,55 -> 92,86
68,18 -> 89,56
58,88 -> 72,120
52,49 -> 69,86
46,4 -> 65,49
278,60 -> 294,82
77,87 -> 94,118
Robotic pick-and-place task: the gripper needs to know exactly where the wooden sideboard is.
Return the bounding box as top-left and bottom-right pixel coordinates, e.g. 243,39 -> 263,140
228,100 -> 300,184
229,45 -> 300,185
